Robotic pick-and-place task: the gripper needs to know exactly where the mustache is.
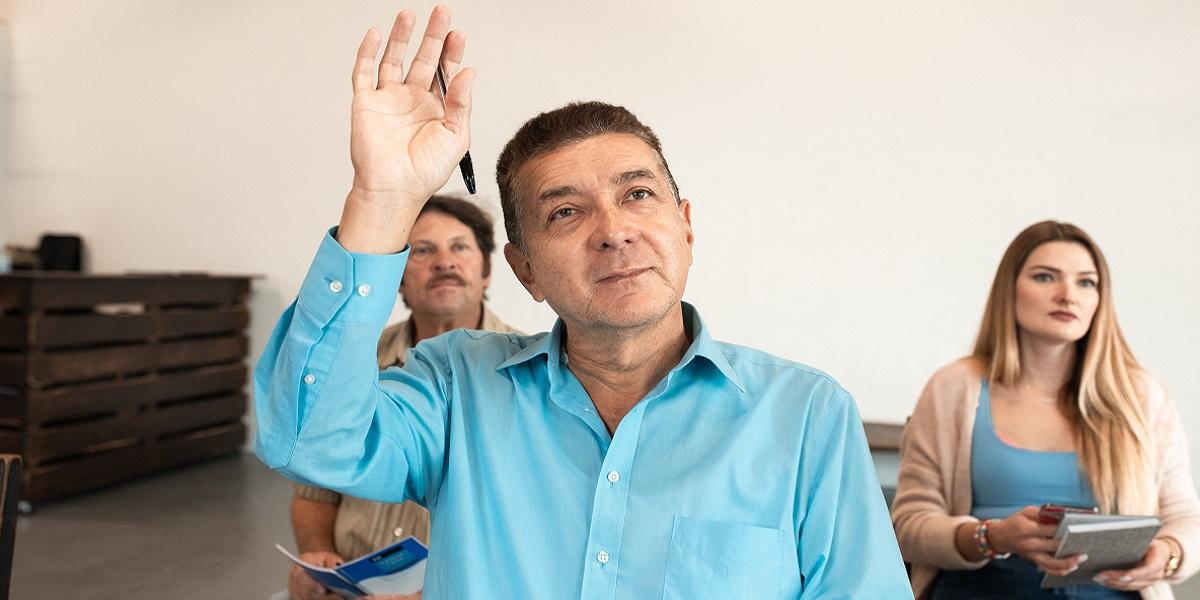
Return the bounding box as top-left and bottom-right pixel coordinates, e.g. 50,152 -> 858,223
427,273 -> 467,288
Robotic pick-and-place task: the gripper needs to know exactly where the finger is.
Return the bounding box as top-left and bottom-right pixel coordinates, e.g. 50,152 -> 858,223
404,5 -> 453,89
1095,572 -> 1146,590
1022,537 -> 1062,554
353,28 -> 383,93
429,28 -> 467,95
443,67 -> 474,137
1030,552 -> 1083,575
378,10 -> 416,87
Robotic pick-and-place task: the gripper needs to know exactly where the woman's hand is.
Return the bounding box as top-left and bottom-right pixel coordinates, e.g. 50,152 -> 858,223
1093,538 -> 1172,591
988,506 -> 1088,577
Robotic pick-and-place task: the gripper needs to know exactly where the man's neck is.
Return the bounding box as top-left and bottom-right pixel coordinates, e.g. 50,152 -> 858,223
411,303 -> 485,345
563,305 -> 691,434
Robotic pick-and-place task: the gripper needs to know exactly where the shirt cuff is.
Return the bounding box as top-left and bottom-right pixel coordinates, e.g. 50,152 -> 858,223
296,227 -> 409,325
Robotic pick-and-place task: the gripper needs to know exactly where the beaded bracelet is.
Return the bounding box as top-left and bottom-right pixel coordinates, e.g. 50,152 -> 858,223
974,519 -> 1012,560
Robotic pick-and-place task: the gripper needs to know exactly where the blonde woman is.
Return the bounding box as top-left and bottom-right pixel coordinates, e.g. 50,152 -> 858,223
892,221 -> 1200,599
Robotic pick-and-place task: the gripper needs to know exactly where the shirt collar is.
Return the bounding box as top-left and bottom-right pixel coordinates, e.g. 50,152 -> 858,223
496,302 -> 745,393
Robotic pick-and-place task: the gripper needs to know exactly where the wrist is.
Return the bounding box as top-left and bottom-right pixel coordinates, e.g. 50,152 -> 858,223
1159,536 -> 1183,578
338,188 -> 424,254
974,519 -> 1011,560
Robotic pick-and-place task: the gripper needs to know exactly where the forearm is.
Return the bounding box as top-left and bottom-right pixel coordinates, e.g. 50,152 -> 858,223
954,521 -> 986,562
292,495 -> 340,554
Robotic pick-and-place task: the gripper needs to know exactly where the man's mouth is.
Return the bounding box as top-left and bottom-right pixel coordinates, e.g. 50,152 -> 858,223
597,267 -> 651,283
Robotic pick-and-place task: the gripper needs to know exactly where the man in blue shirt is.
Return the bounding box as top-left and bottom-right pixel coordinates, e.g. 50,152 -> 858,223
256,7 -> 911,599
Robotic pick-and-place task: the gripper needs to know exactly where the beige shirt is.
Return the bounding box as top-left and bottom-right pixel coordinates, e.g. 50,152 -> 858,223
891,358 -> 1200,600
294,306 -> 519,559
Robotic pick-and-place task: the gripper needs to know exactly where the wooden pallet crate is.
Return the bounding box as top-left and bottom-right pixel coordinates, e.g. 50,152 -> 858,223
0,273 -> 254,504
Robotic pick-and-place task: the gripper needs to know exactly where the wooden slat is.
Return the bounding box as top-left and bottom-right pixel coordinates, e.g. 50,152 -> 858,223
22,443 -> 145,502
2,313 -> 153,349
27,345 -> 158,388
153,364 -> 248,403
11,363 -> 246,424
148,393 -> 245,437
0,317 -> 27,350
0,430 -> 19,455
154,422 -> 244,470
153,278 -> 250,306
10,375 -> 156,423
158,336 -> 247,371
0,273 -> 254,312
864,422 -> 904,451
158,307 -> 249,339
23,412 -> 140,466
0,355 -> 23,389
27,278 -> 156,311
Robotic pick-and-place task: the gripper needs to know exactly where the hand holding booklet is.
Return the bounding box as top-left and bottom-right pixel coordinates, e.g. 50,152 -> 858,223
276,536 -> 428,598
1040,513 -> 1161,589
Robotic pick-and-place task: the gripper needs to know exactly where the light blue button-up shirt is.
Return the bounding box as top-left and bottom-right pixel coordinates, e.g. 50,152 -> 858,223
256,231 -> 912,599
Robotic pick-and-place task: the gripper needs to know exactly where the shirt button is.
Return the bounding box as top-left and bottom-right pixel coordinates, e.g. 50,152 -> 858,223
607,471 -> 620,484
394,527 -> 404,538
596,550 -> 609,564
357,283 -> 372,297
329,280 -> 343,293
303,373 -> 316,385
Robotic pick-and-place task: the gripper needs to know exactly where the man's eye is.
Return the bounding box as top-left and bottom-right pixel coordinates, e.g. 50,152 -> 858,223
628,188 -> 652,201
413,246 -> 433,255
550,207 -> 577,221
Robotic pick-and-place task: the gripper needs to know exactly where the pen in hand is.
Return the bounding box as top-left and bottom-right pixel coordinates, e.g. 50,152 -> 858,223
435,65 -> 476,194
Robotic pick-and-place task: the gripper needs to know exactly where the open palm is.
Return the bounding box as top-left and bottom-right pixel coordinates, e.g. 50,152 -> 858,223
349,7 -> 473,204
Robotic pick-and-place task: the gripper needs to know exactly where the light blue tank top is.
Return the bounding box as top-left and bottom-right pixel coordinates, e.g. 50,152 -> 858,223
970,380 -> 1097,520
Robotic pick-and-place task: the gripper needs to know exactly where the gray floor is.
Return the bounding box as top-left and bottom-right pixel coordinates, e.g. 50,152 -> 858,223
9,453 -> 1200,599
10,453 -> 294,600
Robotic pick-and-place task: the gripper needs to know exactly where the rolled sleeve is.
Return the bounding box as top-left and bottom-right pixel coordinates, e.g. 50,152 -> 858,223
295,483 -> 343,505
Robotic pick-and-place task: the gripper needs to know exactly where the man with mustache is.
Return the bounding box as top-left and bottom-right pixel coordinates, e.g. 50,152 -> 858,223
256,6 -> 910,598
285,195 -> 518,600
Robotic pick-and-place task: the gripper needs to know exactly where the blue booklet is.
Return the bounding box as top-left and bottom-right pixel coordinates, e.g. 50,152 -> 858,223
276,536 -> 428,598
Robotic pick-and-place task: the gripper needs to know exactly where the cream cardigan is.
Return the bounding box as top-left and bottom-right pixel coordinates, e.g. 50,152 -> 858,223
891,358 -> 1200,600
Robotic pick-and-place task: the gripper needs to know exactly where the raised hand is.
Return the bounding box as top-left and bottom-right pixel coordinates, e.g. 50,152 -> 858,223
338,6 -> 474,254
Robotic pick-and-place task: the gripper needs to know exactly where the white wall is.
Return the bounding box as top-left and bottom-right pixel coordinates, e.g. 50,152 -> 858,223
3,1 -> 1198,482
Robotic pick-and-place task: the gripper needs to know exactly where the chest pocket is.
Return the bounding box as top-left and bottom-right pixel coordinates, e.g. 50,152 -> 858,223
662,516 -> 787,600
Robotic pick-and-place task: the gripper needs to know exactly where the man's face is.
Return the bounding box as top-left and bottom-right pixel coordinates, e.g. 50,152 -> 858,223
400,211 -> 491,320
504,133 -> 694,333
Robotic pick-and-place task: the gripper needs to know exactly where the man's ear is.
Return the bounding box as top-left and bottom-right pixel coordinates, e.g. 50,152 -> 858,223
504,243 -> 545,303
679,198 -> 694,249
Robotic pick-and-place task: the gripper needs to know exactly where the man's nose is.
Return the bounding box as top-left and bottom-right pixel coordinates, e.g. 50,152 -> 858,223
432,248 -> 458,270
590,204 -> 639,250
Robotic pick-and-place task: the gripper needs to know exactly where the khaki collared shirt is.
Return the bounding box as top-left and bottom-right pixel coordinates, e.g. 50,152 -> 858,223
294,305 -> 519,559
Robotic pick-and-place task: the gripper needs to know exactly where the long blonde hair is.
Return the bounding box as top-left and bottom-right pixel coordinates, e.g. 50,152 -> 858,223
972,221 -> 1153,514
